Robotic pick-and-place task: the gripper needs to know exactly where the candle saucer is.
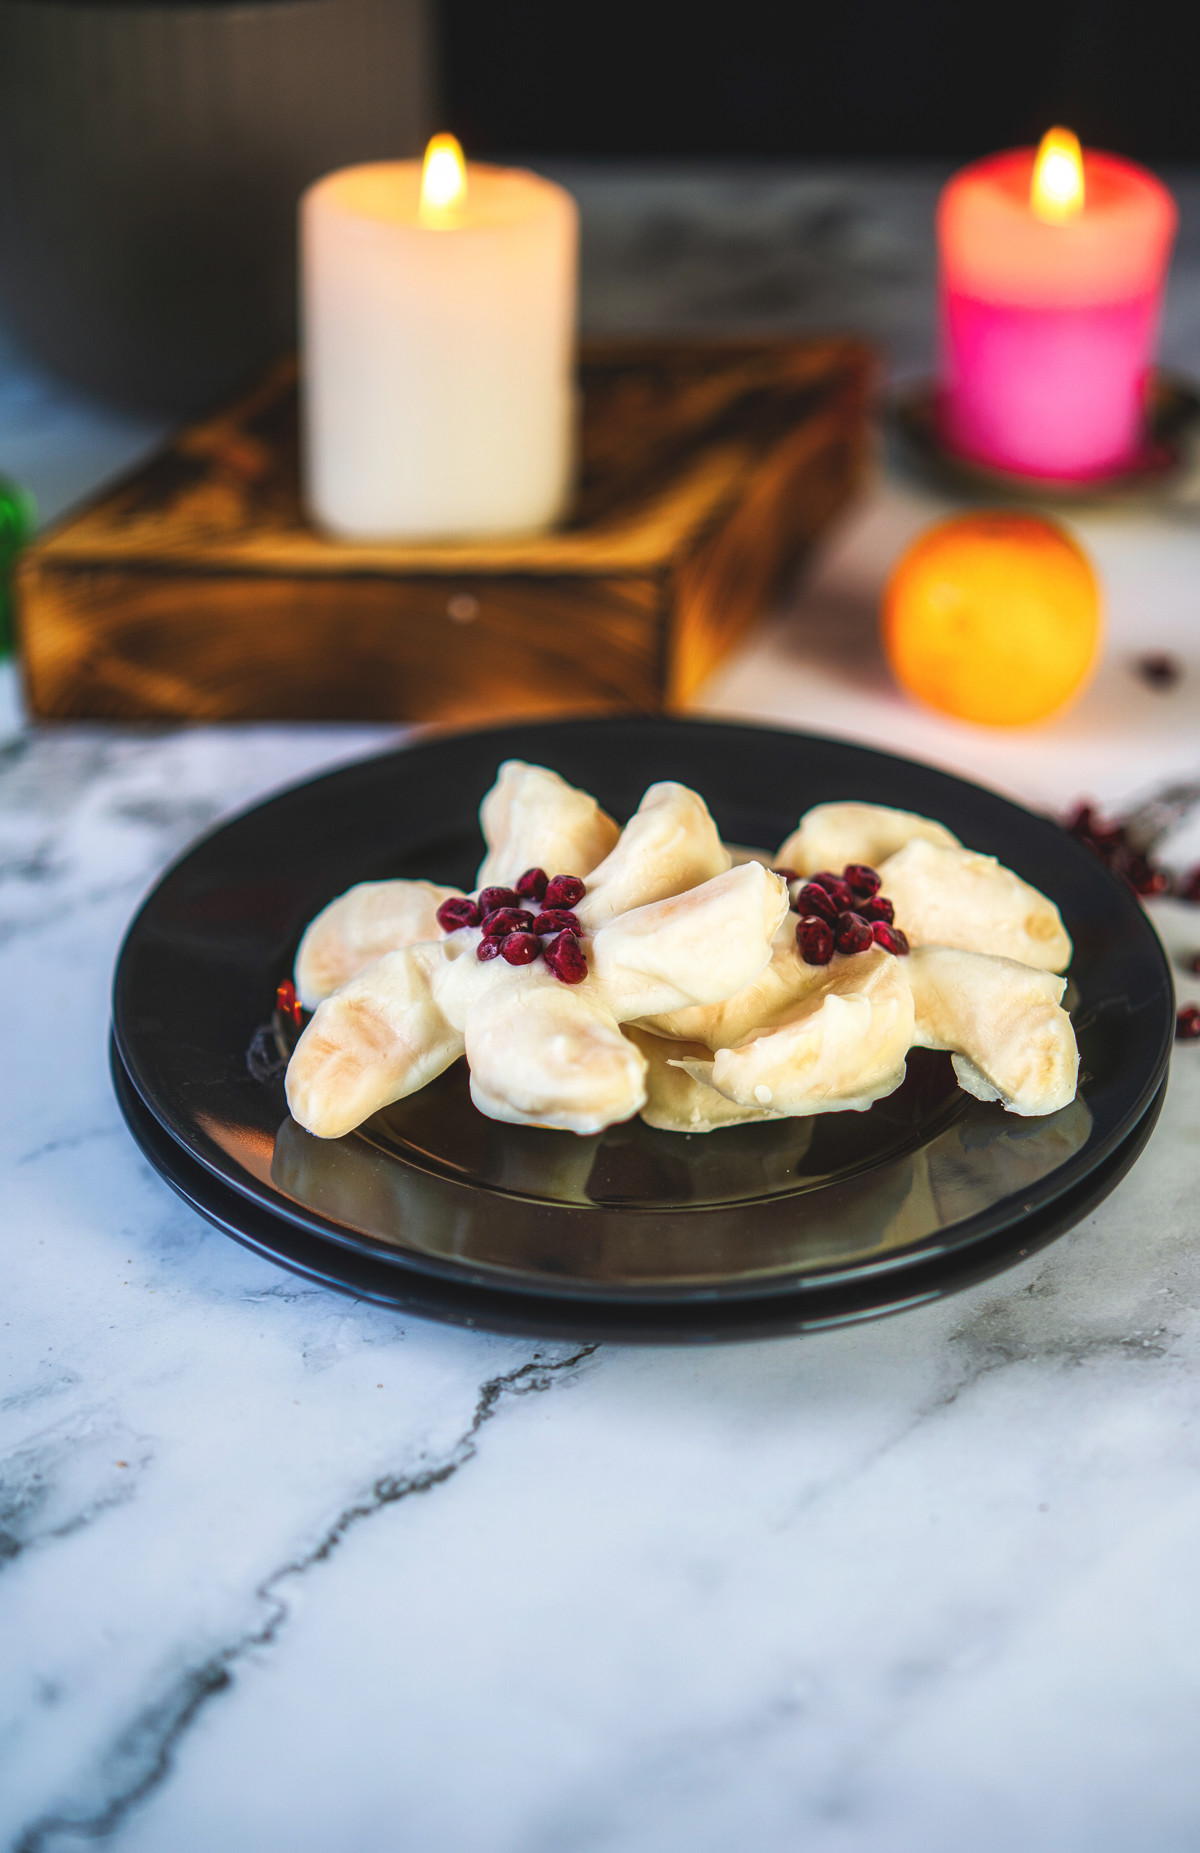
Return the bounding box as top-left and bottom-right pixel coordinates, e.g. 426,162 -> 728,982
890,371 -> 1200,506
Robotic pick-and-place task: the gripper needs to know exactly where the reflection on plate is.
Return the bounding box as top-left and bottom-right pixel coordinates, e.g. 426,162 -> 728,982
267,1055 -> 1093,1293
112,716 -> 1174,1333
112,1040 -> 1163,1342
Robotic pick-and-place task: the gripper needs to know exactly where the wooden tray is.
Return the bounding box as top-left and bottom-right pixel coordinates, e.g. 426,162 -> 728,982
16,337 -> 873,723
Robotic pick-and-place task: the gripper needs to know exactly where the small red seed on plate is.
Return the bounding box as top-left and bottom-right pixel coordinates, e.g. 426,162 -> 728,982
481,906 -> 536,938
872,920 -> 910,955
501,931 -> 540,965
543,874 -> 586,910
835,911 -> 874,954
796,915 -> 834,965
435,895 -> 480,932
478,885 -> 519,916
476,937 -> 502,962
515,867 -> 549,902
1176,1004 -> 1200,1040
861,894 -> 895,925
532,908 -> 582,936
544,929 -> 588,983
843,863 -> 881,898
796,881 -> 837,925
275,980 -> 304,1026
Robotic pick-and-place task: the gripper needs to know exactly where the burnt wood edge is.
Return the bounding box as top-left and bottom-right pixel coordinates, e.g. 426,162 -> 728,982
20,336 -> 877,563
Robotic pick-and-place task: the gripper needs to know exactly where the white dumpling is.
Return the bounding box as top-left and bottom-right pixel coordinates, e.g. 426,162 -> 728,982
577,782 -> 731,929
906,945 -> 1078,1117
476,761 -> 619,888
285,944 -> 464,1140
636,914 -> 825,1050
466,980 -> 648,1135
590,862 -> 788,1020
293,879 -> 460,1010
777,802 -> 960,876
691,947 -> 914,1117
879,838 -> 1072,972
624,1026 -> 782,1132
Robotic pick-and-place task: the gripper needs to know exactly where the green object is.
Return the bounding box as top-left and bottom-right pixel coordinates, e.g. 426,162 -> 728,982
0,476 -> 36,661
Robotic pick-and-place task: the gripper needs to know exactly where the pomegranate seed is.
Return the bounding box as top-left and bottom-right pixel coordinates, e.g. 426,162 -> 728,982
481,906 -> 536,938
532,908 -> 582,936
515,867 -> 549,902
796,881 -> 837,925
1180,868 -> 1200,903
834,911 -> 874,954
544,929 -> 588,983
771,867 -> 800,881
1187,953 -> 1200,975
435,895 -> 480,932
795,915 -> 834,965
813,873 -> 855,911
871,921 -> 909,955
478,885 -> 519,916
275,980 -> 304,1027
1176,1004 -> 1200,1040
843,863 -> 881,898
476,937 -> 502,963
543,874 -> 586,910
501,931 -> 540,965
1125,854 -> 1170,897
1136,651 -> 1181,690
861,894 -> 895,925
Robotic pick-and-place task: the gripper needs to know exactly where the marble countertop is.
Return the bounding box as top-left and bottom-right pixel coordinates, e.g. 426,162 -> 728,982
4,167 -> 1200,1853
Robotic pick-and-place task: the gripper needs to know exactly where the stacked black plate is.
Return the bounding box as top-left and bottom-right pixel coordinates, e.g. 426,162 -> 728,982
111,717 -> 1174,1341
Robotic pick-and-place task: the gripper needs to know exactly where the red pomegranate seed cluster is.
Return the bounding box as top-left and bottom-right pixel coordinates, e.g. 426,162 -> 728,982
793,864 -> 908,967
435,869 -> 588,983
1064,801 -> 1174,898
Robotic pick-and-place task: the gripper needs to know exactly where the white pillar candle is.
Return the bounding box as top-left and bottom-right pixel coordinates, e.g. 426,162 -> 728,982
301,137 -> 578,541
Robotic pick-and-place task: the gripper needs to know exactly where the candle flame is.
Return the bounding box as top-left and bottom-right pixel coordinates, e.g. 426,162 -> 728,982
420,133 -> 467,221
1031,127 -> 1085,223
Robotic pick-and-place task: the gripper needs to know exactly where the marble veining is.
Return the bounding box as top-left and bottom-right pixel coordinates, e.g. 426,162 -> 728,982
10,1347 -> 596,1853
1,719 -> 1198,1853
3,168 -> 1200,1852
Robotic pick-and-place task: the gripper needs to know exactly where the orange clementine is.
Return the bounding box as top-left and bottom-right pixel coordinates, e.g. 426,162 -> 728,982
881,512 -> 1102,726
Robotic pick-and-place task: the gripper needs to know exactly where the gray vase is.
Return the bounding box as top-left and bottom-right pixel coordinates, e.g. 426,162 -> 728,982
0,0 -> 433,412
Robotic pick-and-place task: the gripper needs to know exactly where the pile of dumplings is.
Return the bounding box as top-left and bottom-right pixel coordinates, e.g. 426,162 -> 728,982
285,761 -> 1079,1140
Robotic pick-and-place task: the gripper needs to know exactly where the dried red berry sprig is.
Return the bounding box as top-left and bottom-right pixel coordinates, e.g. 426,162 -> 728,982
794,864 -> 909,967
436,868 -> 588,983
1064,801 -> 1177,899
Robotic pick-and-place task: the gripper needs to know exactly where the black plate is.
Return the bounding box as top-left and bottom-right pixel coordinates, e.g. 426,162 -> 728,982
112,1038 -> 1166,1341
111,717 -> 1175,1325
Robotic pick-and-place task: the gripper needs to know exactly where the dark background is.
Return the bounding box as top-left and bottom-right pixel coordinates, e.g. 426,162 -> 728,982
439,0 -> 1200,162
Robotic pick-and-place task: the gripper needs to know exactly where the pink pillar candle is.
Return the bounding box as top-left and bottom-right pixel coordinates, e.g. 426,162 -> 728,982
937,147 -> 1177,480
